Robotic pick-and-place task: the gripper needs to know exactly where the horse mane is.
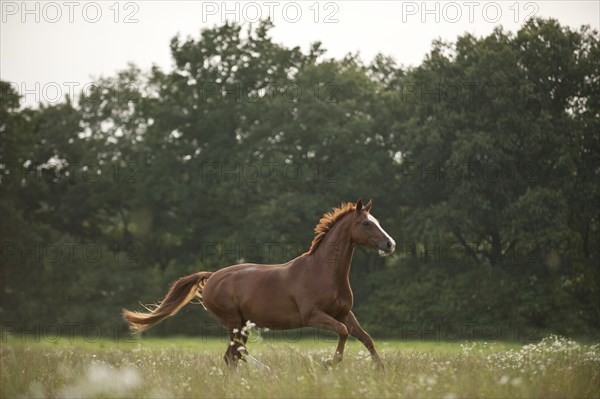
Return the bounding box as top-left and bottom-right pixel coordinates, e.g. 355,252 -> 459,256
303,202 -> 356,255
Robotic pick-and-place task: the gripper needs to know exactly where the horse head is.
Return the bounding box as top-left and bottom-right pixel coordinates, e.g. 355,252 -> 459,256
349,199 -> 396,256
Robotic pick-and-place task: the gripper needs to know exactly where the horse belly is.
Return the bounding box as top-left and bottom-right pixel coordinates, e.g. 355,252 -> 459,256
241,298 -> 303,330
238,276 -> 302,329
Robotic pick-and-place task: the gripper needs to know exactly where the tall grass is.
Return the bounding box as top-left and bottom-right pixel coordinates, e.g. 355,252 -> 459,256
1,336 -> 598,398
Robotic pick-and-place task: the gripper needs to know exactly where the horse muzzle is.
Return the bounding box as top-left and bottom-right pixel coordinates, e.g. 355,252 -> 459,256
377,239 -> 396,256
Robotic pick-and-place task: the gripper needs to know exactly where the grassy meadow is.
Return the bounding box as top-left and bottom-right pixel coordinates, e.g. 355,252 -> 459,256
1,334 -> 599,398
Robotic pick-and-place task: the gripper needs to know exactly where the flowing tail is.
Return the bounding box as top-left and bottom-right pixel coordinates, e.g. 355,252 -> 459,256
122,271 -> 213,333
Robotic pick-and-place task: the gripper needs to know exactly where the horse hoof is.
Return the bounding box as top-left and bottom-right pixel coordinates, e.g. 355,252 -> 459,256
374,360 -> 385,371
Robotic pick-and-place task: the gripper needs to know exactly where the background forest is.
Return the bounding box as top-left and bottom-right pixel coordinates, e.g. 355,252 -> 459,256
1,18 -> 598,341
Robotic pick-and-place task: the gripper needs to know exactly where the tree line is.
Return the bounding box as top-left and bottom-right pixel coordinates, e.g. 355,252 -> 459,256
1,18 -> 598,340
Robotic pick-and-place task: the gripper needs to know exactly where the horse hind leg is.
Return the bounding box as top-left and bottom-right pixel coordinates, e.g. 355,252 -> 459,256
243,352 -> 273,373
224,330 -> 245,367
237,325 -> 274,373
223,323 -> 274,374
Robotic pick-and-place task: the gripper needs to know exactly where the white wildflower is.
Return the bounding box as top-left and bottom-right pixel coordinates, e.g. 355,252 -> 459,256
426,376 -> 437,386
511,377 -> 523,386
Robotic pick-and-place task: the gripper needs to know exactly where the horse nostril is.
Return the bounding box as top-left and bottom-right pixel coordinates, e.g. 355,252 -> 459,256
386,241 -> 392,250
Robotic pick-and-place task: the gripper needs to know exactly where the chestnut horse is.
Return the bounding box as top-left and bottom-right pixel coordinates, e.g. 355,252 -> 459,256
123,199 -> 396,368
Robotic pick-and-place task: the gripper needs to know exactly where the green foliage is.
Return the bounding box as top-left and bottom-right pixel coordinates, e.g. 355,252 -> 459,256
1,18 -> 598,340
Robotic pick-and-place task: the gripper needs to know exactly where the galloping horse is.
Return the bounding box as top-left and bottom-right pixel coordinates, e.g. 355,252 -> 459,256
123,199 -> 396,368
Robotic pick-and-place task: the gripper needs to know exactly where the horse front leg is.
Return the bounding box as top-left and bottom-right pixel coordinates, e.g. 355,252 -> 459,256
333,333 -> 348,364
306,311 -> 349,365
341,311 -> 384,369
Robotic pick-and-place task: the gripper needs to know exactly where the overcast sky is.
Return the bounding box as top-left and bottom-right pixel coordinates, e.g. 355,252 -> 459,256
1,1 -> 599,106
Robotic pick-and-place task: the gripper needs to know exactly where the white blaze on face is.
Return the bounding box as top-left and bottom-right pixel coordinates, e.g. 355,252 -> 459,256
367,213 -> 396,254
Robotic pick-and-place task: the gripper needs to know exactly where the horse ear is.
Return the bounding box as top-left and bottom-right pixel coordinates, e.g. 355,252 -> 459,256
355,198 -> 363,213
364,199 -> 372,213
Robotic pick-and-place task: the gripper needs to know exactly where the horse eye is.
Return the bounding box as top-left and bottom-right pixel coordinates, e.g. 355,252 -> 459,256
362,221 -> 370,226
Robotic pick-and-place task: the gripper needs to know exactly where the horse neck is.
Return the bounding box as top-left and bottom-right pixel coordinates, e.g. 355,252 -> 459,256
309,214 -> 355,283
